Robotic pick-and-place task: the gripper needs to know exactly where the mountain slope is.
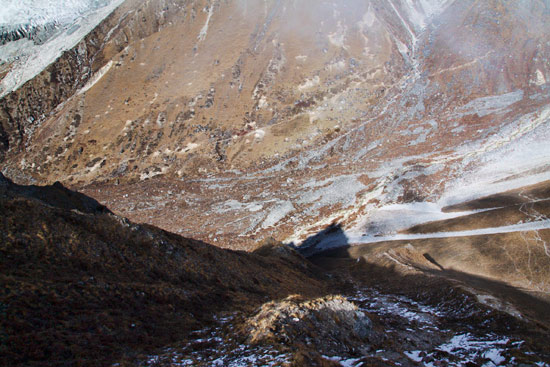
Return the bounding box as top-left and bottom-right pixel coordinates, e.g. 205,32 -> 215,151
1,1 -> 550,364
0,173 -> 328,366
1,0 -> 548,252
2,175 -> 550,366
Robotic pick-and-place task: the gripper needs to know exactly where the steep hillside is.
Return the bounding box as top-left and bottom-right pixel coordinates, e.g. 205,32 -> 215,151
2,175 -> 550,366
2,0 -> 548,252
1,1 -> 550,365
0,173 -> 328,366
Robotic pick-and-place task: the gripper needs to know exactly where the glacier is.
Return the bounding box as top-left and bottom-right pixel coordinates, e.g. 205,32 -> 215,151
0,0 -> 124,97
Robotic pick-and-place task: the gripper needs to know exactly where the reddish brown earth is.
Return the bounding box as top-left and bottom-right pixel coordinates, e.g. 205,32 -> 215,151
1,0 -> 549,251
1,1 -> 550,365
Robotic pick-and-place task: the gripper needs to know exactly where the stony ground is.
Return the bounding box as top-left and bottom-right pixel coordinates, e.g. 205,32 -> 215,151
136,263 -> 550,367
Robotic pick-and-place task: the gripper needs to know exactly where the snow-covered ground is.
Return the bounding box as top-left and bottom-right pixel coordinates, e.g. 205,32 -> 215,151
0,0 -> 109,27
291,98 -> 550,252
141,313 -> 292,367
350,288 -> 548,367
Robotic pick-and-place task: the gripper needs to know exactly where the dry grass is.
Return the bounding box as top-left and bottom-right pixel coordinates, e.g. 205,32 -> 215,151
0,178 -> 329,366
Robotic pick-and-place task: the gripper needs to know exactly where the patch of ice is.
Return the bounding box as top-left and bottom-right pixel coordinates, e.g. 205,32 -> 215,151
261,200 -> 294,229
404,350 -> 423,362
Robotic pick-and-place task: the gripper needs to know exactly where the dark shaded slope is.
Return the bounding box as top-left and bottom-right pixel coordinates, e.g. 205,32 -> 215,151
0,172 -> 109,214
0,177 -> 327,366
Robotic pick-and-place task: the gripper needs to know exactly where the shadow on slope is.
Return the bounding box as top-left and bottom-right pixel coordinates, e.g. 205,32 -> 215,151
311,243 -> 550,331
0,176 -> 330,366
0,172 -> 110,214
292,222 -> 349,257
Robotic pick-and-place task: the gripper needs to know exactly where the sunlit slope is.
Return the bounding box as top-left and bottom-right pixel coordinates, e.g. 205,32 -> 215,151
0,0 -> 548,250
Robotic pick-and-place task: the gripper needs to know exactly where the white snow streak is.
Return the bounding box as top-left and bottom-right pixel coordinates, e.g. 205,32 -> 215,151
78,60 -> 113,94
197,4 -> 214,42
348,220 -> 550,245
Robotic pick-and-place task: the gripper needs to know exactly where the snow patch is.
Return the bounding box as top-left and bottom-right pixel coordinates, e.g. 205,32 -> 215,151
436,333 -> 509,365
261,201 -> 295,229
328,21 -> 347,48
257,96 -> 268,109
215,199 -> 264,214
322,356 -> 362,367
348,219 -> 550,245
180,142 -> 199,153
352,202 -> 484,238
326,60 -> 346,72
360,6 -> 376,28
197,4 -> 214,42
253,129 -> 265,140
533,69 -> 546,86
476,294 -> 523,319
455,90 -> 524,118
404,350 -> 423,362
79,60 -> 113,94
298,75 -> 320,91
443,106 -> 550,206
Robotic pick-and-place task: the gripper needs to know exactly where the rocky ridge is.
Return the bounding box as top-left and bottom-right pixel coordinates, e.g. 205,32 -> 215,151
2,177 -> 549,366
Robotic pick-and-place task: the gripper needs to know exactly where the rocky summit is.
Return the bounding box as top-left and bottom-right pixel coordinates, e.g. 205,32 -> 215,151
1,0 -> 550,366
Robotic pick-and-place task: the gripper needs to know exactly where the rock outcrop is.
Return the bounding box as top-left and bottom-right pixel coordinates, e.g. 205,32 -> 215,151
244,295 -> 372,355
